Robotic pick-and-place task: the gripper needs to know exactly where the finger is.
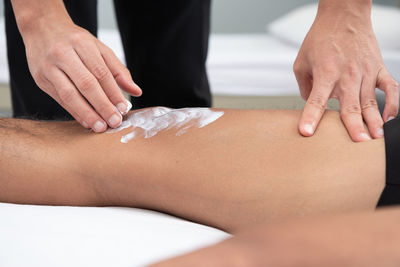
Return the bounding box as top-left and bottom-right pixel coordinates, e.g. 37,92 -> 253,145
48,68 -> 107,132
57,51 -> 122,129
97,41 -> 142,96
42,81 -> 88,129
360,77 -> 384,138
75,41 -> 132,115
376,68 -> 399,122
340,90 -> 371,142
298,78 -> 333,137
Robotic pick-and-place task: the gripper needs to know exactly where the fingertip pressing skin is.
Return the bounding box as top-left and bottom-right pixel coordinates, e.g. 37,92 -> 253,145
298,74 -> 335,138
93,120 -> 107,133
376,128 -> 384,137
298,93 -> 329,138
342,118 -> 372,142
343,121 -> 372,142
358,132 -> 372,141
108,113 -> 122,128
299,122 -> 315,137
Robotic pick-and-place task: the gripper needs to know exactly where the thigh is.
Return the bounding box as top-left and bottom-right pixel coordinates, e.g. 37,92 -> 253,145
114,0 -> 212,109
4,0 -> 98,120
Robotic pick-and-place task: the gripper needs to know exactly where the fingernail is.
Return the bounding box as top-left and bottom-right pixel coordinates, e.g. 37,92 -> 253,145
302,123 -> 314,135
82,121 -> 89,128
359,133 -> 371,141
377,128 -> 384,137
387,116 -> 395,122
116,102 -> 127,114
126,100 -> 132,112
116,100 -> 132,115
108,113 -> 122,127
93,121 -> 106,132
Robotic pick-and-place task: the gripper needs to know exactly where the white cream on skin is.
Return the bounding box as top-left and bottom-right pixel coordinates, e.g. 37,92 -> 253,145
107,107 -> 224,143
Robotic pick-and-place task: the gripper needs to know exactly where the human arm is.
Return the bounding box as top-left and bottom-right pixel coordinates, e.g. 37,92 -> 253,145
10,0 -> 142,132
0,108 -> 385,233
295,0 -> 399,141
150,207 -> 400,267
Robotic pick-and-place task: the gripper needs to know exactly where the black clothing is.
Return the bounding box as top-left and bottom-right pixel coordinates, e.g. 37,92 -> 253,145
377,116 -> 400,207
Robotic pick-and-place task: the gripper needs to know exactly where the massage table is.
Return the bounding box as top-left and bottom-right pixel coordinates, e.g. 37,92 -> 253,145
1,13 -> 400,265
0,203 -> 229,266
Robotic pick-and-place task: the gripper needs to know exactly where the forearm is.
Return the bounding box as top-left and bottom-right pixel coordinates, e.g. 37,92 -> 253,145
10,0 -> 72,36
314,0 -> 373,36
152,207 -> 400,267
318,0 -> 372,14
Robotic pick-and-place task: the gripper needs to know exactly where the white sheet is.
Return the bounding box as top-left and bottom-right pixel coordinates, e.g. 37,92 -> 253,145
207,34 -> 400,96
0,203 -> 229,267
207,34 -> 299,96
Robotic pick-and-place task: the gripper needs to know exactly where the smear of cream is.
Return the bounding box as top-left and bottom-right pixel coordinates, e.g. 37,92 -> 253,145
107,107 -> 224,143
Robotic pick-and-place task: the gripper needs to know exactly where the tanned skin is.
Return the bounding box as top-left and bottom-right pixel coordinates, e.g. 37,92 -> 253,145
0,108 -> 385,233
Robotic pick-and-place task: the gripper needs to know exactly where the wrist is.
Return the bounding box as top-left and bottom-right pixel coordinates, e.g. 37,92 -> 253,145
317,0 -> 372,23
11,0 -> 72,37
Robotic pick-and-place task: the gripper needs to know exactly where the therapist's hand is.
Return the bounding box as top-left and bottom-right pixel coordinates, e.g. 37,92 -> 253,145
15,6 -> 142,132
294,1 -> 399,142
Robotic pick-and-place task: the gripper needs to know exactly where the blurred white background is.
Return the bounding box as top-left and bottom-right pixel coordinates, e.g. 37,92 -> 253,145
96,0 -> 399,33
0,0 -> 396,33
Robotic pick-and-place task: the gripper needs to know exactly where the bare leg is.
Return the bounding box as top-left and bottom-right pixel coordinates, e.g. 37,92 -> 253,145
150,207 -> 400,267
0,109 -> 386,232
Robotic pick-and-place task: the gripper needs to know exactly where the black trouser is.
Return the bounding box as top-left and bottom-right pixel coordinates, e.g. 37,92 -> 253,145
4,0 -> 211,120
377,116 -> 400,207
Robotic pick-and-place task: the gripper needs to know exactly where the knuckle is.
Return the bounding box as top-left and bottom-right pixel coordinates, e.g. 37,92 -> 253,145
48,45 -> 66,60
361,98 -> 378,111
70,31 -> 87,44
99,42 -> 113,54
58,88 -> 75,104
346,64 -> 360,78
363,64 -> 373,75
32,70 -> 46,85
388,81 -> 399,90
319,65 -> 338,80
308,94 -> 327,111
342,104 -> 362,115
78,74 -> 96,92
92,65 -> 109,81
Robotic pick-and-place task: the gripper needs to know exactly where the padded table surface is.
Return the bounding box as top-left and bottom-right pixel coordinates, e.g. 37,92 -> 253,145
0,203 -> 229,267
